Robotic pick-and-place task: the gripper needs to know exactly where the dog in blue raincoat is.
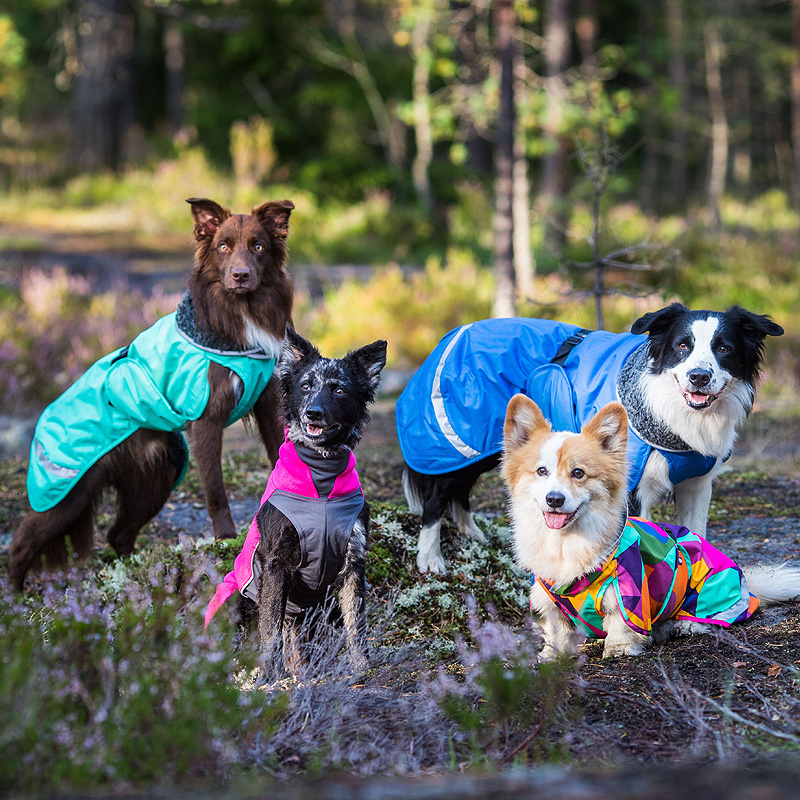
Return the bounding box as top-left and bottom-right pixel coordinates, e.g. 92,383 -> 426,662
10,198 -> 294,590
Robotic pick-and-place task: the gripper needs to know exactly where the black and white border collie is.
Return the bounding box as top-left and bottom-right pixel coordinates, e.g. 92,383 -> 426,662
402,304 -> 783,573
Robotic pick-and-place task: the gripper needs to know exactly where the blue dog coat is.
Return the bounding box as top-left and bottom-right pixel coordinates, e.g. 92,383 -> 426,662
28,293 -> 280,513
395,318 -> 718,489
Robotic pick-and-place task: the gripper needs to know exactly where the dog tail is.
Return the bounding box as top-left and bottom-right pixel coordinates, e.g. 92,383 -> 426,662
742,563 -> 800,606
401,467 -> 423,515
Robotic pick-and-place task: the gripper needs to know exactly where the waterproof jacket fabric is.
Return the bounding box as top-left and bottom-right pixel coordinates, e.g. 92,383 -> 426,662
536,516 -> 760,639
395,318 -> 718,490
28,306 -> 279,512
204,439 -> 364,626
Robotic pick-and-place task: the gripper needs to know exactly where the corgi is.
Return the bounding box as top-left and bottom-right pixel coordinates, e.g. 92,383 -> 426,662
501,395 -> 800,659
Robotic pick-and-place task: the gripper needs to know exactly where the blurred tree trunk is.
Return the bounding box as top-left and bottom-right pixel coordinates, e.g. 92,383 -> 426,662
576,0 -> 598,66
71,0 -> 135,172
792,0 -> 800,208
410,0 -> 435,212
704,21 -> 727,228
164,20 -> 185,139
540,0 -> 571,254
513,46 -> 534,302
666,0 -> 688,209
639,3 -> 658,212
493,0 -> 516,318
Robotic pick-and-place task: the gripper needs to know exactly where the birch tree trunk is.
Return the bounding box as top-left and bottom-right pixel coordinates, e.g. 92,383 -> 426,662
411,0 -> 435,212
704,21 -> 728,228
493,0 -> 516,319
666,0 -> 688,209
513,47 -> 534,301
540,0 -> 571,253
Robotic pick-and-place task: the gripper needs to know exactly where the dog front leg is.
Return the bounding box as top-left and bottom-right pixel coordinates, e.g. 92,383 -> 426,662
256,558 -> 290,684
251,376 -> 283,467
636,451 -> 672,522
191,363 -> 237,540
673,467 -> 719,535
337,518 -> 369,675
600,591 -> 648,658
531,582 -> 582,660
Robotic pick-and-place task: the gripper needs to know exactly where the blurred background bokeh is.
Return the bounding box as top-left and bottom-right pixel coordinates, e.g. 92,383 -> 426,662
1,0 -> 799,414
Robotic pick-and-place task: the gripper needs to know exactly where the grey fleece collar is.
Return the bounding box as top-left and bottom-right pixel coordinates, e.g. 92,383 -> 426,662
174,291 -> 275,359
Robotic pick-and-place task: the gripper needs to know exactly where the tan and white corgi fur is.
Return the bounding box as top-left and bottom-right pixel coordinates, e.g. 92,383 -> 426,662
501,395 -> 800,660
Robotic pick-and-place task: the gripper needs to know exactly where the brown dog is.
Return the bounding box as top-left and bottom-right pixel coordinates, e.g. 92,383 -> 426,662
9,198 -> 294,590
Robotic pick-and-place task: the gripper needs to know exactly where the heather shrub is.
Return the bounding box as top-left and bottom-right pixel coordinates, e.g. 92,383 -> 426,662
0,268 -> 180,407
427,596 -> 575,765
0,550 -> 285,791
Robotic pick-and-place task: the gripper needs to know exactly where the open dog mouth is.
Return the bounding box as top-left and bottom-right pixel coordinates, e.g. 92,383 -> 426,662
303,422 -> 328,438
543,509 -> 578,530
677,378 -> 724,410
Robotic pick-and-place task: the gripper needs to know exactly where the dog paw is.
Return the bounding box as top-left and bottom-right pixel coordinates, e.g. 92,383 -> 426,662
602,641 -> 645,659
417,552 -> 447,574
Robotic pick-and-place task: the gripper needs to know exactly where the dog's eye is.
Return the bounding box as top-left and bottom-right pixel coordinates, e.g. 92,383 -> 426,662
678,342 -> 689,351
536,466 -> 548,477
717,344 -> 729,354
571,468 -> 585,479
333,387 -> 345,395
301,381 -> 312,391
254,242 -> 264,252
218,242 -> 228,251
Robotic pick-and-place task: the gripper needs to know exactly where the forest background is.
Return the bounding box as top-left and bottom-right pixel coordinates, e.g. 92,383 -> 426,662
5,2 -> 800,791
3,0 -> 800,411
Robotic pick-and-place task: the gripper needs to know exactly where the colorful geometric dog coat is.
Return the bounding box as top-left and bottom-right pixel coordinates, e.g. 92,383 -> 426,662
204,438 -> 364,626
395,318 -> 718,490
27,292 -> 279,512
535,517 -> 760,638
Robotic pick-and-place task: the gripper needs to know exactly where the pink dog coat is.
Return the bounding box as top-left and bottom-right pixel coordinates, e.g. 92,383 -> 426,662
204,438 -> 363,626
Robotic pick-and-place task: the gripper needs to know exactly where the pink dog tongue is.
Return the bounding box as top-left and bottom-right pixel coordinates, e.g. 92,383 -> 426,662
544,512 -> 570,529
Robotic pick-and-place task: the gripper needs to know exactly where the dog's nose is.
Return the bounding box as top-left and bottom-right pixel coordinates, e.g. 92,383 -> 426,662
305,405 -> 325,421
545,491 -> 565,509
231,266 -> 251,283
687,368 -> 712,388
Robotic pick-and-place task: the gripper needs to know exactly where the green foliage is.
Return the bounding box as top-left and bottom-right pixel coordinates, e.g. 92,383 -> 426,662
0,553 -> 285,792
428,601 -> 576,764
301,249 -> 493,367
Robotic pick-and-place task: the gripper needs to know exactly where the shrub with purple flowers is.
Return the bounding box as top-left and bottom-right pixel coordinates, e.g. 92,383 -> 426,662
427,596 -> 576,765
0,268 -> 180,408
0,549 -> 286,791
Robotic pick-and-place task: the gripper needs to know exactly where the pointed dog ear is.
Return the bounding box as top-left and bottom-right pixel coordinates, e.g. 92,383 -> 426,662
252,200 -> 295,239
631,303 -> 689,336
582,402 -> 629,455
186,198 -> 230,242
279,325 -> 318,372
345,340 -> 388,392
503,394 -> 549,452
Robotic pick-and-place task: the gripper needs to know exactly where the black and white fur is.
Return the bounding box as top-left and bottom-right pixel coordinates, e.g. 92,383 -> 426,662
405,304 -> 783,573
239,328 -> 387,681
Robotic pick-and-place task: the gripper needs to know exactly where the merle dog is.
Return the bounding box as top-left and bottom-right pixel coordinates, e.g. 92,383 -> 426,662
208,328 -> 387,680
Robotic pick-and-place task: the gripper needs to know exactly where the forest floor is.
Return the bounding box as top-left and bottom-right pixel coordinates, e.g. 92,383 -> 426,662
4,399 -> 800,797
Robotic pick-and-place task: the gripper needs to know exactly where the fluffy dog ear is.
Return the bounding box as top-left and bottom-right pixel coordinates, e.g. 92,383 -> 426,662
346,340 -> 388,392
504,394 -> 549,452
186,198 -> 230,242
631,303 -> 689,336
583,402 -> 628,455
725,306 -> 784,339
253,200 -> 295,239
280,326 -> 318,371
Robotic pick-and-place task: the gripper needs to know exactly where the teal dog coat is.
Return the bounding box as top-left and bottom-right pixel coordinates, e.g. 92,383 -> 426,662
28,293 -> 280,512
